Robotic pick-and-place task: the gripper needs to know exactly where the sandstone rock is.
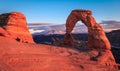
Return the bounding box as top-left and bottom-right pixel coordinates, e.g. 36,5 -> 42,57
0,27 -> 10,37
88,24 -> 111,50
0,11 -> 119,71
64,9 -> 110,50
0,12 -> 34,43
64,9 -> 117,67
0,36 -> 119,71
63,33 -> 74,46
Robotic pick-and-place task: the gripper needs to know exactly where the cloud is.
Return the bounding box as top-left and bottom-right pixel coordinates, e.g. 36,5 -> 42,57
28,20 -> 120,35
100,20 -> 120,32
100,20 -> 120,27
29,29 -> 45,34
28,22 -> 52,25
28,22 -> 52,29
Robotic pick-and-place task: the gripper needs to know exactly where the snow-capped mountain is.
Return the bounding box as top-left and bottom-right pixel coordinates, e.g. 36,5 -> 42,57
28,20 -> 120,35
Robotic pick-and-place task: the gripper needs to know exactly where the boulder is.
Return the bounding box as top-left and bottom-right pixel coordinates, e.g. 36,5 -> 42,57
0,12 -> 34,43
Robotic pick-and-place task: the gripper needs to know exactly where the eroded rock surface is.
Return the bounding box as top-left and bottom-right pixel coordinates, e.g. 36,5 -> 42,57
0,37 -> 119,71
64,9 -> 118,68
0,12 -> 34,43
0,11 -> 119,71
64,10 -> 110,50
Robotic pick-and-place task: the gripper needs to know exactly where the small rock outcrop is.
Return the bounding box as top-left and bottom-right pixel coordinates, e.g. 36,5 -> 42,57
0,12 -> 34,43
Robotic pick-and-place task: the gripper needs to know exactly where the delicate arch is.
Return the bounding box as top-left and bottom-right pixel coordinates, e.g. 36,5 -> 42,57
64,10 -> 111,50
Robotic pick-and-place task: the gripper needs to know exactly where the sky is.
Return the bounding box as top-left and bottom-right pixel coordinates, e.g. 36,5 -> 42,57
0,0 -> 120,24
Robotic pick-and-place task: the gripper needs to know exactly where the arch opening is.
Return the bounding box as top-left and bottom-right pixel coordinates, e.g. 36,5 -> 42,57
64,10 -> 111,50
72,21 -> 88,34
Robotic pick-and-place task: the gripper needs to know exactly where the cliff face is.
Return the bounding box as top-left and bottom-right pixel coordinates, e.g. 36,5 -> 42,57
0,12 -> 34,43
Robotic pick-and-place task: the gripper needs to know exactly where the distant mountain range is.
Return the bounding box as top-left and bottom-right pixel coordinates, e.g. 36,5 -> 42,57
28,20 -> 120,35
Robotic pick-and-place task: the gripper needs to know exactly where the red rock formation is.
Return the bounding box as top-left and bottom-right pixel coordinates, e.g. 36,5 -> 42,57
88,24 -> 111,50
64,10 -> 117,67
0,36 -> 119,71
0,12 -> 34,43
63,33 -> 74,46
0,11 -> 119,71
64,10 -> 110,50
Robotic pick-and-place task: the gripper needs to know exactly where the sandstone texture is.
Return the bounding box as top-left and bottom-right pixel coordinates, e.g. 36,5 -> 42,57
64,10 -> 110,50
63,9 -> 119,70
0,11 -> 119,71
0,37 -> 119,71
0,12 -> 34,43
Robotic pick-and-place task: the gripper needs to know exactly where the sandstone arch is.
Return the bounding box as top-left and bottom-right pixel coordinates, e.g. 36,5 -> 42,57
64,10 -> 111,50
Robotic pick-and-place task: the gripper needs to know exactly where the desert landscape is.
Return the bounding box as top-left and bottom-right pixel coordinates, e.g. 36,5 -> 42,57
0,9 -> 120,71
0,0 -> 120,71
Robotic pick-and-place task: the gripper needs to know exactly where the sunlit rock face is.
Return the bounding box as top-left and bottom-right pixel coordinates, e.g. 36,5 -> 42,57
63,10 -> 118,68
0,11 -> 119,71
64,9 -> 110,50
0,12 -> 34,43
